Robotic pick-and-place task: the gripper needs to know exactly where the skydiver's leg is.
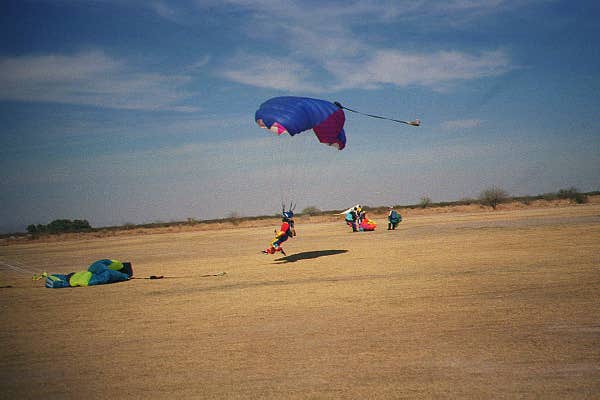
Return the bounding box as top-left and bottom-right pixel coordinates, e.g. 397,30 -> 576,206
263,236 -> 280,254
265,235 -> 286,254
274,235 -> 288,249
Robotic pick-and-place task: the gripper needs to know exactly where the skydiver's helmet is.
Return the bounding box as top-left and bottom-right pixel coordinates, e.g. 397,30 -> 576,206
282,210 -> 294,222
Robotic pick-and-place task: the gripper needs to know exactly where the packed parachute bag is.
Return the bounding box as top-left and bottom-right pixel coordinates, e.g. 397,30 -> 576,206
45,259 -> 133,288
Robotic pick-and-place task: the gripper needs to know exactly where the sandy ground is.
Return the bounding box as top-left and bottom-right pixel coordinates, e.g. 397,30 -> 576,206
1,204 -> 599,399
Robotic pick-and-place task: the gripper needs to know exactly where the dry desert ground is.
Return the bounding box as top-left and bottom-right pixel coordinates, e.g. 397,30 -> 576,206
1,202 -> 599,399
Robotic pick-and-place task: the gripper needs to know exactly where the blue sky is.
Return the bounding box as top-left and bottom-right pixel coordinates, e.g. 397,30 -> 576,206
1,0 -> 599,233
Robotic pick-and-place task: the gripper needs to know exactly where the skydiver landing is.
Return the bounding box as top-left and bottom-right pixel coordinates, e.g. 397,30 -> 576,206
263,206 -> 296,256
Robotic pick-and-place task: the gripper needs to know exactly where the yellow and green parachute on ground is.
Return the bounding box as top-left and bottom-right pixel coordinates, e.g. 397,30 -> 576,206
45,259 -> 132,288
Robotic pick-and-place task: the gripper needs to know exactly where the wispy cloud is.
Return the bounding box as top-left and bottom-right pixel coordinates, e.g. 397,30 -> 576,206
0,50 -> 203,111
220,52 -> 323,92
195,0 -> 531,23
221,48 -> 513,93
329,49 -> 512,91
213,1 -> 518,92
150,1 -> 181,22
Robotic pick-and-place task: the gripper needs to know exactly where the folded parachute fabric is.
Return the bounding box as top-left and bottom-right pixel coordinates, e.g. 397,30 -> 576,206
45,259 -> 133,288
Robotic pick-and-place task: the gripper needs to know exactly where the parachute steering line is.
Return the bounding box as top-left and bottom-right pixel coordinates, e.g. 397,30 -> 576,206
254,96 -> 418,217
333,102 -> 420,127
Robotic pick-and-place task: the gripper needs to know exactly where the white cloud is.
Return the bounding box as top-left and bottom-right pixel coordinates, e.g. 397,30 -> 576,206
0,51 -> 122,81
212,0 -> 518,92
220,53 -> 323,92
221,48 -> 513,93
0,51 -> 203,111
339,49 -> 512,90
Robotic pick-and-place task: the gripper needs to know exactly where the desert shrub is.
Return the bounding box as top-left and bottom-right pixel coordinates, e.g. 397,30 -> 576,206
419,196 -> 432,208
557,187 -> 588,204
542,192 -> 558,201
226,211 -> 241,226
301,206 -> 321,216
479,187 -> 509,210
520,198 -> 532,205
458,198 -> 476,205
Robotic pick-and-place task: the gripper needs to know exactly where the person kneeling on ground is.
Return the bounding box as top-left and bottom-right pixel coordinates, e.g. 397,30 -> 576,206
387,206 -> 402,230
345,207 -> 358,232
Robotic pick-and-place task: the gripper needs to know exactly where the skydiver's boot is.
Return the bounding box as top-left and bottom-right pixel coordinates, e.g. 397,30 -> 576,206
271,244 -> 286,256
262,246 -> 275,254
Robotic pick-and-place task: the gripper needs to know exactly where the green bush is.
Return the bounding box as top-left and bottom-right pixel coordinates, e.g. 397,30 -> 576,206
27,219 -> 92,234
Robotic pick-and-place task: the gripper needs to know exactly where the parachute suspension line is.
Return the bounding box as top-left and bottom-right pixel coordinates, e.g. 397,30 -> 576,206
272,131 -> 311,215
333,102 -> 420,127
272,131 -> 299,214
0,259 -> 39,275
0,259 -> 47,281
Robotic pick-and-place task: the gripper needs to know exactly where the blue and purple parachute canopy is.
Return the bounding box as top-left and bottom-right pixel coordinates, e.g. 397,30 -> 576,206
255,96 -> 347,150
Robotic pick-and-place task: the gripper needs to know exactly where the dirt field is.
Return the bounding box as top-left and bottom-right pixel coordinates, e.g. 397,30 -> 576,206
1,203 -> 599,399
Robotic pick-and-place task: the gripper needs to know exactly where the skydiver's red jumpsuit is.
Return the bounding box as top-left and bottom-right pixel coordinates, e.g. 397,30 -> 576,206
264,220 -> 295,254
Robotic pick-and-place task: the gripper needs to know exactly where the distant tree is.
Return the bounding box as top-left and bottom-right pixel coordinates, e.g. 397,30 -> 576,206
27,219 -> 92,234
72,219 -> 92,231
301,206 -> 321,215
51,219 -> 91,233
557,187 -> 588,204
419,196 -> 432,209
479,187 -> 509,210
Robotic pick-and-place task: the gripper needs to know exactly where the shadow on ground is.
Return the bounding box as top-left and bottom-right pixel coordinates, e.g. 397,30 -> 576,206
274,249 -> 348,263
